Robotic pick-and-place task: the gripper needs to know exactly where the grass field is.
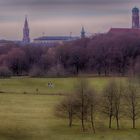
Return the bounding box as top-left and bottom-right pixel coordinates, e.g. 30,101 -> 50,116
0,77 -> 139,140
0,77 -> 126,94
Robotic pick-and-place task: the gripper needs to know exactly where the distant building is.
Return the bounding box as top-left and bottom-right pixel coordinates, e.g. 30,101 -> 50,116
132,7 -> 139,29
23,16 -> 30,43
108,7 -> 140,35
0,40 -> 15,47
33,28 -> 88,46
34,36 -> 79,46
108,28 -> 140,36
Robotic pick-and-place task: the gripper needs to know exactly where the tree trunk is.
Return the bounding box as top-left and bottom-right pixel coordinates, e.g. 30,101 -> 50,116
68,107 -> 73,127
91,105 -> 95,133
132,103 -> 136,129
69,112 -> 72,127
133,118 -> 135,129
104,68 -> 107,76
116,115 -> 119,130
109,106 -> 113,129
76,65 -> 79,75
109,115 -> 112,129
81,88 -> 85,131
81,116 -> 85,131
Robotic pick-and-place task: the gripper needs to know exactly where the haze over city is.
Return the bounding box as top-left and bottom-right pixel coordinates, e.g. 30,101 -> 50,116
0,1 -> 140,140
0,0 -> 140,40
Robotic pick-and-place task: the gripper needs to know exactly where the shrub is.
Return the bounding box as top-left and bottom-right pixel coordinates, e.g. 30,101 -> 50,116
135,58 -> 140,78
0,66 -> 12,78
47,64 -> 68,77
29,66 -> 45,77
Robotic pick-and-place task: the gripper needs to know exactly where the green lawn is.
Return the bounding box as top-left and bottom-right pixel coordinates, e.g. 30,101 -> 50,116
0,77 -> 126,94
0,77 -> 139,140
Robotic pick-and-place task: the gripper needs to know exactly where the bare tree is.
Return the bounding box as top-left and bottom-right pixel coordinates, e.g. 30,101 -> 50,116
75,78 -> 98,132
113,83 -> 123,130
124,81 -> 140,129
55,78 -> 98,132
75,79 -> 87,131
55,94 -> 75,127
88,89 -> 98,133
102,81 -> 116,129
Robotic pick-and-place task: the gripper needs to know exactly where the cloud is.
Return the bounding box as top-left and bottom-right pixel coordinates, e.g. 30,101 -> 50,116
0,0 -> 134,5
0,0 -> 140,40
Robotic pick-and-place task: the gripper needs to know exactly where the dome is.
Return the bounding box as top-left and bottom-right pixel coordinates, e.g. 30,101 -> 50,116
132,7 -> 139,13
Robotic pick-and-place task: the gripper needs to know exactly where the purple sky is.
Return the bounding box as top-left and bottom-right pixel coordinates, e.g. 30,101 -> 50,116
0,0 -> 140,40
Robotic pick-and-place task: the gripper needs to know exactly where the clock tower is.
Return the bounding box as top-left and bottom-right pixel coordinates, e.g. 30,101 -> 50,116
132,7 -> 139,29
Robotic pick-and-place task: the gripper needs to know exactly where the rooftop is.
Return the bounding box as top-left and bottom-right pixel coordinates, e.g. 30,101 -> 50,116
132,7 -> 139,13
108,28 -> 140,35
34,36 -> 79,41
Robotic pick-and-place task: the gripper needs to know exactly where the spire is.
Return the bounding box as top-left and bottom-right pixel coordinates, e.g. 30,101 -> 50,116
23,16 -> 30,43
81,26 -> 85,38
132,7 -> 139,29
24,16 -> 28,27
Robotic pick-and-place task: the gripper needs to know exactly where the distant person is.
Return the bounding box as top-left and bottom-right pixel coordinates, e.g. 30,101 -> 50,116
48,82 -> 54,88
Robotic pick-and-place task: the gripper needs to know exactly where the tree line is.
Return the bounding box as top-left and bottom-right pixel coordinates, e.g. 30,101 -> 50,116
0,32 -> 140,77
55,78 -> 140,132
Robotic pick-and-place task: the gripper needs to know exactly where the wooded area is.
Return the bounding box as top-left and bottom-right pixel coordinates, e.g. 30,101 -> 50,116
0,33 -> 140,77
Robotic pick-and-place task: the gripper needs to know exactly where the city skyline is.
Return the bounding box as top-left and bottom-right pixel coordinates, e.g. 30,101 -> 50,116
0,0 -> 140,40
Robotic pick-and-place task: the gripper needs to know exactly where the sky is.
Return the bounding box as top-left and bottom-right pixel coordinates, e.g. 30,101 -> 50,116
0,0 -> 140,40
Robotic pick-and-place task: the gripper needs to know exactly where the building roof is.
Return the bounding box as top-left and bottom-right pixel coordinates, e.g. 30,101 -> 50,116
34,36 -> 79,41
108,28 -> 140,35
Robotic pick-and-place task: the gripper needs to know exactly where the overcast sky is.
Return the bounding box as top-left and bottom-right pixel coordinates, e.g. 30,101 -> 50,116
0,0 -> 140,40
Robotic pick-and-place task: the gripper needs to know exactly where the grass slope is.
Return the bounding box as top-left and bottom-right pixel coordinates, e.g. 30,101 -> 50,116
0,77 -> 126,94
0,77 -> 139,140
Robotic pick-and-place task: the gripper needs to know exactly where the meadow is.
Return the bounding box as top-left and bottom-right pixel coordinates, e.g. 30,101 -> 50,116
0,77 -> 139,140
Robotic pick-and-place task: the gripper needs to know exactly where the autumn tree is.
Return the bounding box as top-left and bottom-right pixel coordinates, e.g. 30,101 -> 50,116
6,48 -> 27,75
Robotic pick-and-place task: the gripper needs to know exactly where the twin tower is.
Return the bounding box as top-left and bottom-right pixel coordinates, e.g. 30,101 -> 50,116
132,7 -> 140,29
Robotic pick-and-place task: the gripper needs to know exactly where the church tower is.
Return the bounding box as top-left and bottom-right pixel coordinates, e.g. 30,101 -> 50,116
81,26 -> 85,38
23,16 -> 30,43
132,7 -> 140,29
